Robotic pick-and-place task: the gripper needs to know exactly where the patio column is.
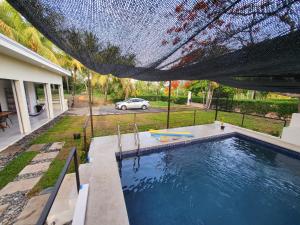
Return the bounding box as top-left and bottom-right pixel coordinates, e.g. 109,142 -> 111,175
25,82 -> 37,114
59,84 -> 67,112
11,80 -> 31,134
44,83 -> 54,119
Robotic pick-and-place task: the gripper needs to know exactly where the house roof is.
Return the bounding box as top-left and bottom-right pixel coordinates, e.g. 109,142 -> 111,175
0,33 -> 71,76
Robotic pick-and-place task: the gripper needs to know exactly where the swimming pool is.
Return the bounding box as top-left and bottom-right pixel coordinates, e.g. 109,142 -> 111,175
120,136 -> 300,225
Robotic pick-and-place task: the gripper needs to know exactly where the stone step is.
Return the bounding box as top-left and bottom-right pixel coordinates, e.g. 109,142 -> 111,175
19,162 -> 51,176
31,151 -> 59,162
0,203 -> 9,215
0,177 -> 41,196
14,193 -> 50,225
48,142 -> 65,151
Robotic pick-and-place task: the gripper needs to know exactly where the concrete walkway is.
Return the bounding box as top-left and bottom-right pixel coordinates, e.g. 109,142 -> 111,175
0,142 -> 64,225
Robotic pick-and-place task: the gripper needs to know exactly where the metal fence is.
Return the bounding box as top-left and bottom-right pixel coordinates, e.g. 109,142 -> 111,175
82,107 -> 288,153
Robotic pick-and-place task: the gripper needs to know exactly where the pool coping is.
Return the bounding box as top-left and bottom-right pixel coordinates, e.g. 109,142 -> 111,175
85,123 -> 300,225
118,131 -> 300,160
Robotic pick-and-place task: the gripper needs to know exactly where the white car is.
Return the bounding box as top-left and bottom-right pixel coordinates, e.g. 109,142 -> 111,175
115,98 -> 150,110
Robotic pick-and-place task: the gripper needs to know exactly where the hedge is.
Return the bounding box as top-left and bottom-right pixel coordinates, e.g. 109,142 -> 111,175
112,95 -> 298,117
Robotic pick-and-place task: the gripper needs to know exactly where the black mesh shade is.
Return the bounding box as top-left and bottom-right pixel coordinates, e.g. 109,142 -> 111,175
7,0 -> 300,93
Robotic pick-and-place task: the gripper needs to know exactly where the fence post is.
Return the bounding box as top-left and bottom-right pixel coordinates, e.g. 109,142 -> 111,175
241,113 -> 245,127
225,97 -> 229,111
73,149 -> 80,193
214,95 -> 219,121
166,80 -> 172,129
193,109 -> 196,125
83,127 -> 87,153
133,113 -> 136,125
87,72 -> 94,137
283,119 -> 287,127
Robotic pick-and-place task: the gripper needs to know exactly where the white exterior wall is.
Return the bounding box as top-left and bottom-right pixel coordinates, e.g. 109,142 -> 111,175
0,54 -> 63,85
0,34 -> 70,149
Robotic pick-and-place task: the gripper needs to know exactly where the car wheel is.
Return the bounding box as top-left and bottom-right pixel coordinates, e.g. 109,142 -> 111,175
141,105 -> 147,110
121,105 -> 127,110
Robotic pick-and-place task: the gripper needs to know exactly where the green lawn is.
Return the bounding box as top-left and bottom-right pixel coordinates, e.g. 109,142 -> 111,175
4,108 -> 285,195
0,151 -> 38,189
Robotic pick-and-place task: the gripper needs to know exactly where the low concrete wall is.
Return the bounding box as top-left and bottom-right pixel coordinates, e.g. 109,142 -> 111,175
282,113 -> 300,146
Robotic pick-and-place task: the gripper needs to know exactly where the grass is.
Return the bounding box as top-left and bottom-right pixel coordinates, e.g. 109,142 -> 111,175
29,159 -> 66,196
0,151 -> 38,189
4,108 -> 285,195
29,116 -> 85,194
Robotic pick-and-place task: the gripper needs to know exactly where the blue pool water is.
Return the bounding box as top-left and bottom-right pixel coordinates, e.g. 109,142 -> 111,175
120,137 -> 300,225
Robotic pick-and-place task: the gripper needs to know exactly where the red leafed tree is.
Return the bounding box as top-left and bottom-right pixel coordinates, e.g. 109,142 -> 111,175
164,81 -> 180,96
163,0 -> 297,66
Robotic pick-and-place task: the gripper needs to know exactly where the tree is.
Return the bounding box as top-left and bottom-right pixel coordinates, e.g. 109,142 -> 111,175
162,0 -> 298,103
0,1 -> 60,64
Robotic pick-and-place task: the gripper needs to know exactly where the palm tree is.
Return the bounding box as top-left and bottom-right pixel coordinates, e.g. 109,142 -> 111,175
0,1 -> 59,62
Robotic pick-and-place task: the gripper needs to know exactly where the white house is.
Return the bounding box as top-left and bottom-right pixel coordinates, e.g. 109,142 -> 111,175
0,33 -> 70,151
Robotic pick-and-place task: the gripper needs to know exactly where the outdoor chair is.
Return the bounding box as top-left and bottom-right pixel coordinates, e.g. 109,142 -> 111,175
0,117 -> 8,132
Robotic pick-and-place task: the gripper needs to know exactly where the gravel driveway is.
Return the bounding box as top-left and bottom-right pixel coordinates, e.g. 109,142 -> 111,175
66,104 -> 170,116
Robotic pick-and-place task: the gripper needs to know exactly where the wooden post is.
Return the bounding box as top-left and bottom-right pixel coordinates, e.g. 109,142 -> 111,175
87,72 -> 94,137
166,80 -> 172,129
193,109 -> 196,126
241,113 -> 245,127
133,113 -> 136,125
214,92 -> 219,121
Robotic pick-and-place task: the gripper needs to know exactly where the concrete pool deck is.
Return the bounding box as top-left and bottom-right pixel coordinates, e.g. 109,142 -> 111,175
82,122 -> 300,225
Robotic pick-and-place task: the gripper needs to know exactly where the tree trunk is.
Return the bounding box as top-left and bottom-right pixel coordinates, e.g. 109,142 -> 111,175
205,82 -> 214,109
66,76 -> 70,94
104,79 -> 109,102
72,69 -> 77,107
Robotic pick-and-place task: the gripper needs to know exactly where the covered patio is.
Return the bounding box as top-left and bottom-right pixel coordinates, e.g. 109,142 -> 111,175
0,33 -> 70,151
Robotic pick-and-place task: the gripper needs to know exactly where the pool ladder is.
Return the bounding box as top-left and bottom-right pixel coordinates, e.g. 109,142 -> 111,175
117,123 -> 122,160
117,123 -> 140,160
133,123 -> 141,155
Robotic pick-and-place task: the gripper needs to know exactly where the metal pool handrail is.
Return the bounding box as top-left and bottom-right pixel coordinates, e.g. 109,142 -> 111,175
36,147 -> 80,225
134,123 -> 140,154
117,123 -> 122,160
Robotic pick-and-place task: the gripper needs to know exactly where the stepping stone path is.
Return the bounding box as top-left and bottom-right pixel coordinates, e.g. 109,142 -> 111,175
0,142 -> 64,225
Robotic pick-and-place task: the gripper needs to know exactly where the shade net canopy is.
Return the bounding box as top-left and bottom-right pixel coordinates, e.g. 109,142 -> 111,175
7,0 -> 300,93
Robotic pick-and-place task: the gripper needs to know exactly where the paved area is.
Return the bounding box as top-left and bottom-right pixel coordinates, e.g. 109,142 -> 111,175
0,142 -> 64,225
67,105 -> 167,116
0,104 -> 63,152
66,104 -> 197,116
